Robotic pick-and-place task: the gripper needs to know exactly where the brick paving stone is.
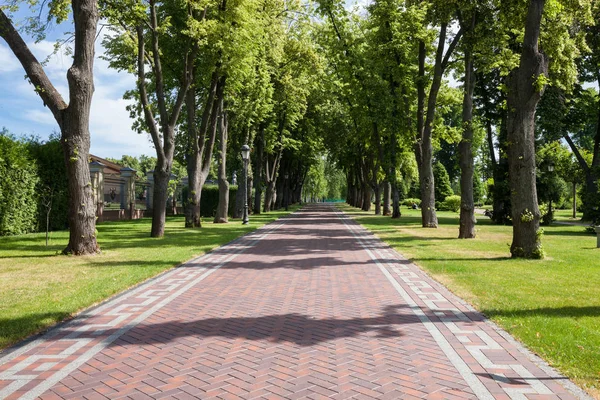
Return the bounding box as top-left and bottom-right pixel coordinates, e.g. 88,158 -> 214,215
0,204 -> 591,399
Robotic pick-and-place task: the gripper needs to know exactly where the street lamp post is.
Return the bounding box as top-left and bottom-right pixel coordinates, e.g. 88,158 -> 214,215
242,145 -> 250,225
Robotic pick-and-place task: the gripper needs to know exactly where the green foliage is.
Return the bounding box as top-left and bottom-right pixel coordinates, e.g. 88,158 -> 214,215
182,185 -> 238,218
27,134 -> 69,231
433,161 -> 453,201
402,198 -> 421,208
442,195 -> 461,213
0,130 -> 39,236
324,157 -> 346,200
304,158 -> 327,201
473,170 -> 485,205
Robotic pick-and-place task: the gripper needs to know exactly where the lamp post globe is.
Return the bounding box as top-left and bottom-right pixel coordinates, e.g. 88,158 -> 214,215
241,145 -> 250,225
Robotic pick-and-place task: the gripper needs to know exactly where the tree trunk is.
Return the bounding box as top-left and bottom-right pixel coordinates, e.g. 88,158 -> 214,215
185,87 -> 201,228
392,182 -> 401,219
361,182 -> 371,212
247,175 -> 253,215
373,183 -> 381,215
151,166 -> 170,237
185,72 -> 221,228
214,102 -> 229,223
62,121 -> 99,254
383,181 -> 391,216
458,27 -> 476,239
0,2 -> 99,255
506,0 -> 548,258
253,125 -> 264,214
418,23 -> 462,228
572,182 -> 577,219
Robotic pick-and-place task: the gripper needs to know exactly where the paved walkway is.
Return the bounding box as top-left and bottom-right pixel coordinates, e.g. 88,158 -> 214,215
0,204 -> 589,400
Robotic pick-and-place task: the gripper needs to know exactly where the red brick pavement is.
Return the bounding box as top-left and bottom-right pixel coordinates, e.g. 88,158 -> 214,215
0,204 -> 589,399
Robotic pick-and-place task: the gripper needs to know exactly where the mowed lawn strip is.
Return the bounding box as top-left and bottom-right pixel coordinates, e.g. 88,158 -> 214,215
0,210 -> 292,350
340,204 -> 600,398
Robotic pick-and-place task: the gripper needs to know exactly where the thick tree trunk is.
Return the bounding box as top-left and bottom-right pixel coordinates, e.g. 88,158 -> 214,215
61,120 -> 99,254
0,2 -> 99,254
373,183 -> 381,215
361,182 -> 371,212
506,0 -> 548,258
214,103 -> 229,223
383,181 -> 391,216
458,36 -> 476,239
264,181 -> 276,212
392,182 -> 401,219
151,166 -> 170,237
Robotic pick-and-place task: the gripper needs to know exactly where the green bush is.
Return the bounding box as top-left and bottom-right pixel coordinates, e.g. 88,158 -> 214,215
434,162 -> 454,201
402,198 -> 421,208
183,185 -> 239,218
27,136 -> 69,231
442,195 -> 461,212
0,132 -> 39,236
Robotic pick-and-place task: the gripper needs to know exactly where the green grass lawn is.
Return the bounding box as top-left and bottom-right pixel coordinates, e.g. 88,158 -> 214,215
554,208 -> 585,223
340,204 -> 600,398
0,210 -> 291,351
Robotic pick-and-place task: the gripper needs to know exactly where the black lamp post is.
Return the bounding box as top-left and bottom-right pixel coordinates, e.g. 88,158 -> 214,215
284,173 -> 289,211
242,145 -> 250,225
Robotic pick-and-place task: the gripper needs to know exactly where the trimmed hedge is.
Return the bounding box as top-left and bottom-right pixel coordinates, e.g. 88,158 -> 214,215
183,185 -> 239,218
0,134 -> 39,236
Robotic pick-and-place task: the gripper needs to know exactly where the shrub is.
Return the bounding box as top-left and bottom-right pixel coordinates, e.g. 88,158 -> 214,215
402,198 -> 421,208
0,132 -> 39,236
27,136 -> 69,231
434,162 -> 454,201
182,185 -> 239,218
443,195 -> 461,213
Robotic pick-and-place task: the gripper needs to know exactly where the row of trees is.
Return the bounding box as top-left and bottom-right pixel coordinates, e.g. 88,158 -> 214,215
315,0 -> 598,258
2,0 -> 599,259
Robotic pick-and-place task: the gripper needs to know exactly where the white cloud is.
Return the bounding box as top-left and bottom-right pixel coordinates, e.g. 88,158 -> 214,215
1,28 -> 155,158
0,44 -> 21,73
23,109 -> 56,125
89,96 -> 155,158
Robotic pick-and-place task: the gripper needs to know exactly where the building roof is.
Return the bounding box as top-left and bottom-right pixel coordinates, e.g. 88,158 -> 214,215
89,155 -> 126,176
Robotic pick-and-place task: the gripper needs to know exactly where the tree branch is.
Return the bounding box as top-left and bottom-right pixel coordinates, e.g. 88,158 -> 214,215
441,27 -> 463,71
149,0 -> 168,127
0,9 -> 67,123
136,25 -> 163,159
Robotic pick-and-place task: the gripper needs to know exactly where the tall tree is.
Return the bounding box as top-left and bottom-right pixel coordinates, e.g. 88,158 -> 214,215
416,2 -> 463,228
103,0 -> 197,236
0,0 -> 99,254
458,6 -> 477,238
505,0 -> 548,258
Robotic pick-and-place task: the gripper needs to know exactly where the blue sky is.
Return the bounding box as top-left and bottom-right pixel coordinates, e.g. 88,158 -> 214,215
0,14 -> 155,159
